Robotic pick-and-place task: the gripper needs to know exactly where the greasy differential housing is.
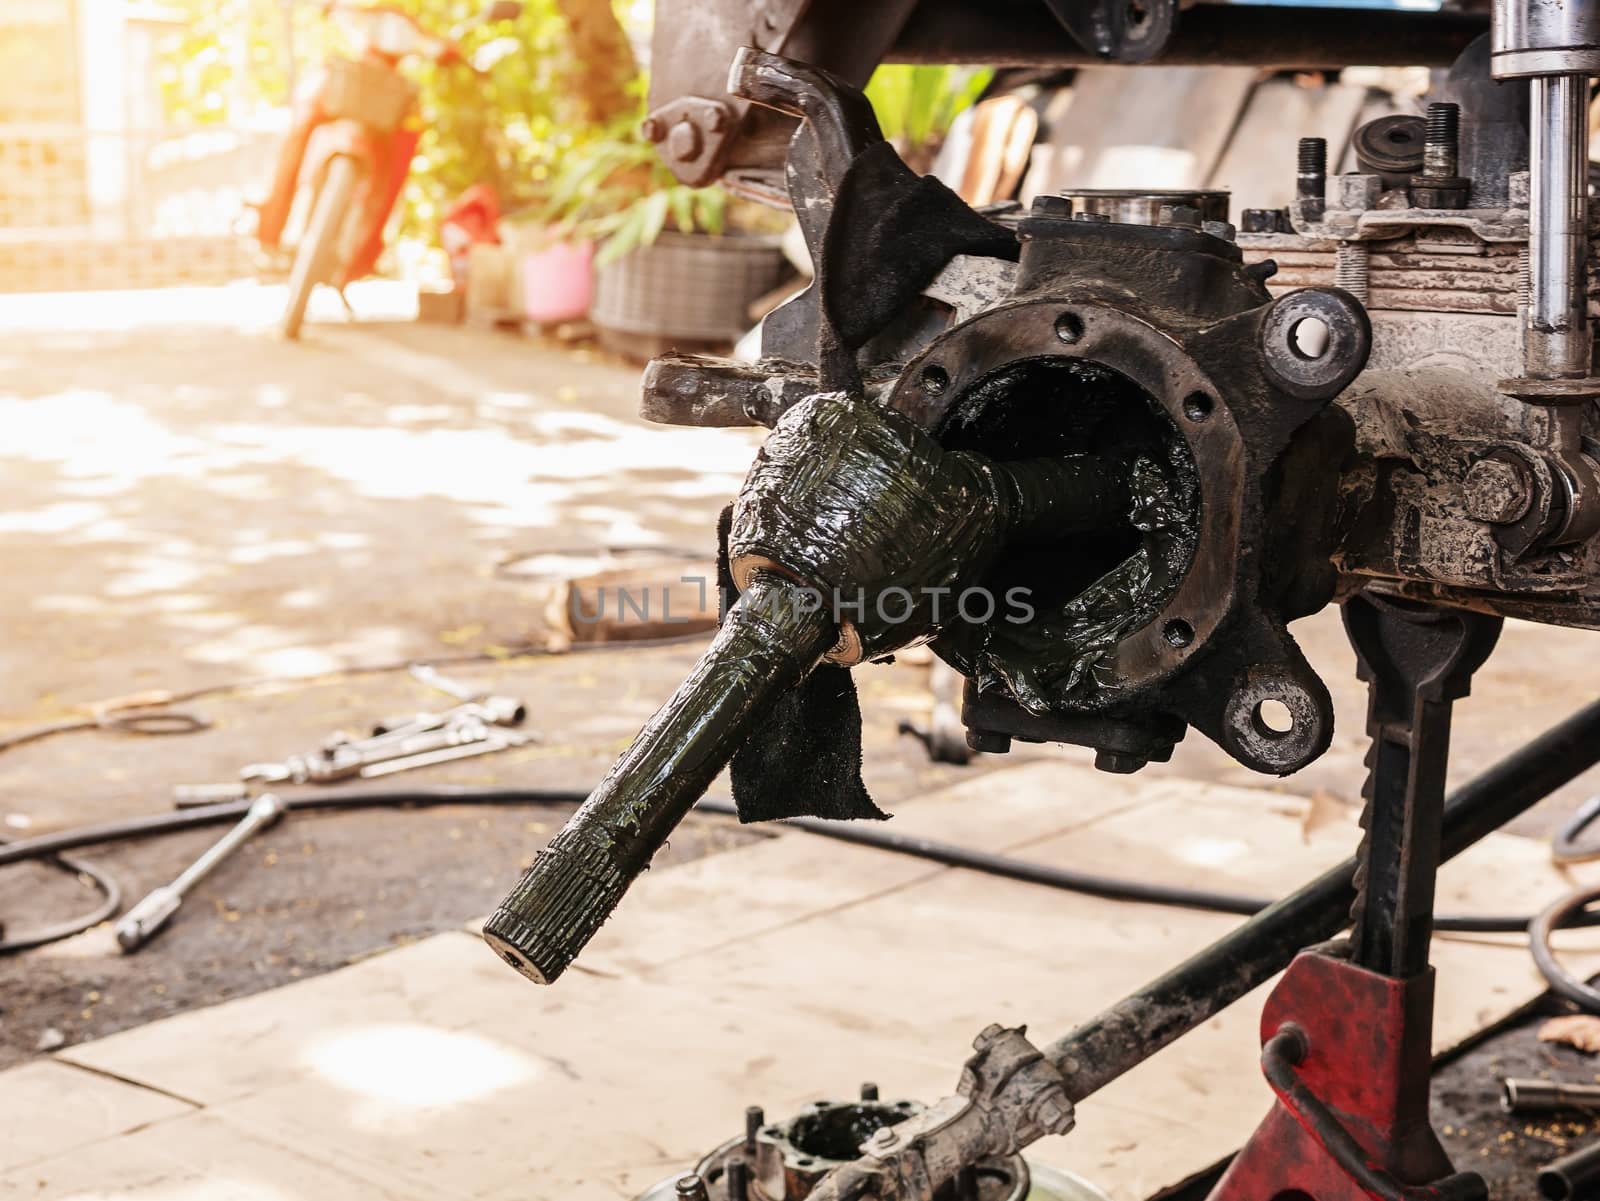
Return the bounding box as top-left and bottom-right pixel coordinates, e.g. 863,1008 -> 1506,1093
888,212 -> 1370,776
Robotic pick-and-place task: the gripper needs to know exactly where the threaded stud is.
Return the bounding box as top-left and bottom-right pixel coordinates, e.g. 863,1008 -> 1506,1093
1423,102 -> 1460,178
1297,137 -> 1328,221
1298,137 -> 1328,178
1335,241 -> 1371,305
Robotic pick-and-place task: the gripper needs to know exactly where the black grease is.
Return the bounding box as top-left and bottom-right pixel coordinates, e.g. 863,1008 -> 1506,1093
482,569 -> 837,983
932,356 -> 1201,712
730,391 -> 1130,663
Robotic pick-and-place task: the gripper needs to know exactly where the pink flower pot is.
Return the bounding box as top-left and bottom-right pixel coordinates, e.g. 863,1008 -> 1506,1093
519,240 -> 594,324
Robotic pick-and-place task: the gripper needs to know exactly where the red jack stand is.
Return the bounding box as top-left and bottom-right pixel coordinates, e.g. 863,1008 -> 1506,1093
1209,597 -> 1502,1201
1206,950 -> 1482,1201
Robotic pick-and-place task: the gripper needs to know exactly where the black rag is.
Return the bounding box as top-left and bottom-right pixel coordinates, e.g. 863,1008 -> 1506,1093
816,139 -> 1019,392
717,505 -> 886,823
720,140 -> 1016,822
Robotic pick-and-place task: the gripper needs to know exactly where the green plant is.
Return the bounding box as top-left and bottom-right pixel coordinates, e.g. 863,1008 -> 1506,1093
156,0 -> 614,242
863,63 -> 993,171
540,119 -> 729,266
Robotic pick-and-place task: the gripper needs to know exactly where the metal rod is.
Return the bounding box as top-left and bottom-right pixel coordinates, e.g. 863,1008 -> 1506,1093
1540,1139 -> 1600,1201
115,792 -> 288,952
1046,697 -> 1600,1101
1526,74 -> 1590,379
1503,1078 -> 1600,1113
887,2 -> 1486,68
483,570 -> 837,985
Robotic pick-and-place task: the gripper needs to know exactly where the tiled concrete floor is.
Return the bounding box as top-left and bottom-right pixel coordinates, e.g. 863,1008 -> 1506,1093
5,759 -> 1597,1201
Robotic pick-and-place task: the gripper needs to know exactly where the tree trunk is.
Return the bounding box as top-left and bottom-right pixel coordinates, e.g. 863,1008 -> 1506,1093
551,0 -> 640,126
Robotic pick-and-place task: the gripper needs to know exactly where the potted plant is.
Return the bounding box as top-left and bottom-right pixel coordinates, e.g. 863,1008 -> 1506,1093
542,116 -> 790,358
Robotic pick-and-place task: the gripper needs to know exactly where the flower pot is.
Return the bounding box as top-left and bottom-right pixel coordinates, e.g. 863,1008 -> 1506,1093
590,230 -> 786,359
518,239 -> 595,325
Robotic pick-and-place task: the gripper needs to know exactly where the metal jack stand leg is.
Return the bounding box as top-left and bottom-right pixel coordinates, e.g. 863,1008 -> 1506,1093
1208,595 -> 1501,1201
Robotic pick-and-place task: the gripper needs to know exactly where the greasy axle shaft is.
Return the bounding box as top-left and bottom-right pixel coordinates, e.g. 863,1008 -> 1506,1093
484,392 -> 1125,984
484,569 -> 835,983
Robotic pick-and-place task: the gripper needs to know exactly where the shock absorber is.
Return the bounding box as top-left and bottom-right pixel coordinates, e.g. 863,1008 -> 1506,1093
1490,0 -> 1600,547
1492,0 -> 1598,378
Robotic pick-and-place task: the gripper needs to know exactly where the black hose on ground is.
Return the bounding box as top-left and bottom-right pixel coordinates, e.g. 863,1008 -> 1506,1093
0,838 -> 122,956
1531,885 -> 1600,1012
3,779 -> 1597,955
695,800 -> 1600,935
1554,793 -> 1600,865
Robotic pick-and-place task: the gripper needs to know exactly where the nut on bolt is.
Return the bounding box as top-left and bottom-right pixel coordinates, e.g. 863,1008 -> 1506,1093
1333,174 -> 1382,212
1464,457 -> 1533,524
866,1126 -> 900,1154
1095,749 -> 1146,774
667,119 -> 704,162
1241,208 -> 1287,234
966,729 -> 1012,754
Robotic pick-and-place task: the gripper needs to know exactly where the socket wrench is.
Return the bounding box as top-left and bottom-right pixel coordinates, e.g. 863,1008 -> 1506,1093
115,792 -> 288,953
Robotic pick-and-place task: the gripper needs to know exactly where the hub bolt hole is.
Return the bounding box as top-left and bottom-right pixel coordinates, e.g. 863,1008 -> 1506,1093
1182,392 -> 1213,422
921,364 -> 950,395
1054,312 -> 1085,344
1163,619 -> 1194,648
1289,316 -> 1330,360
1254,699 -> 1295,737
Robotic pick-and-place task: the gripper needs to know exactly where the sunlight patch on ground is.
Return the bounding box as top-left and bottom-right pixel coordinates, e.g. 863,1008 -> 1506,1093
102,554 -> 211,598
226,538 -> 321,566
1172,835 -> 1254,870
180,625 -> 347,677
0,391 -> 224,488
0,280 -> 417,335
303,1023 -> 537,1108
0,502 -> 109,535
203,420 -> 755,523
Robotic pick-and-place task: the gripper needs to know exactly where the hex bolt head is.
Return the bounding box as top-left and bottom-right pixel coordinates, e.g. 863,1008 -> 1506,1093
860,1082 -> 880,1101
1410,178 -> 1470,209
667,119 -> 703,162
1202,219 -> 1237,242
966,730 -> 1012,754
1095,749 -> 1147,774
1464,458 -> 1533,524
1334,174 -> 1382,213
1240,208 -> 1287,234
1031,194 -> 1073,218
675,1175 -> 710,1201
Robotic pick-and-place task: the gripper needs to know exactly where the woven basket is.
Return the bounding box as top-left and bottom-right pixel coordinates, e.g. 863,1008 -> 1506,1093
591,231 -> 786,348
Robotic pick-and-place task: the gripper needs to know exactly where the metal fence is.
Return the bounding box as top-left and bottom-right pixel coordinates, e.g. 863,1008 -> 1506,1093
0,121 -> 279,292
